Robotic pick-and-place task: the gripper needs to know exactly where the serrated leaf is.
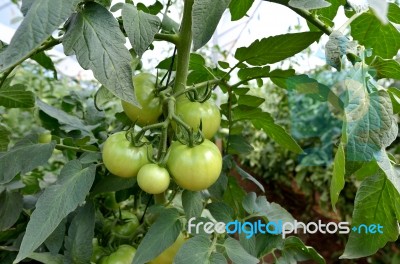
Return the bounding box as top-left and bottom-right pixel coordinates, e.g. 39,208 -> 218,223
133,209 -> 181,264
182,191 -> 203,220
0,191 -> 23,231
0,135 -> 55,184
0,0 -> 80,73
351,13 -> 400,58
224,237 -> 259,264
229,0 -> 254,21
0,84 -> 35,108
278,236 -> 325,264
330,144 -> 345,211
192,0 -> 231,50
235,32 -> 321,66
341,172 -> 400,259
15,161 -> 96,263
206,202 -> 234,223
63,2 -> 137,106
325,30 -> 357,71
122,4 -> 161,57
0,124 -> 10,151
289,0 -> 331,10
174,235 -> 212,264
64,202 -> 95,264
370,56 -> 400,80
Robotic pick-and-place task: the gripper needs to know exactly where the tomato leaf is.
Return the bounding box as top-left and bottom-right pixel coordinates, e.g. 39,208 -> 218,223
174,235 -> 212,264
388,3 -> 400,24
206,202 -> 234,223
0,83 -> 35,108
133,208 -> 181,264
122,4 -> 161,57
64,202 -> 95,264
341,172 -> 400,259
192,0 -> 231,51
229,0 -> 255,21
0,191 -> 23,231
0,134 -> 56,184
0,124 -> 10,151
63,2 -> 137,106
44,219 -> 67,255
330,144 -> 345,211
224,237 -> 259,264
182,191 -> 204,220
370,57 -> 400,80
278,237 -> 325,264
234,32 -> 322,66
15,161 -> 96,263
30,51 -> 57,79
351,13 -> 400,58
28,252 -> 64,264
325,30 -> 357,71
0,0 -> 80,73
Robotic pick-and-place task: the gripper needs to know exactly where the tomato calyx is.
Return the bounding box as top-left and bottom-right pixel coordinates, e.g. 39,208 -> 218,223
185,82 -> 213,103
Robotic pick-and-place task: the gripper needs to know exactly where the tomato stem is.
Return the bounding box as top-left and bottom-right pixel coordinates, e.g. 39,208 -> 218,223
154,33 -> 179,45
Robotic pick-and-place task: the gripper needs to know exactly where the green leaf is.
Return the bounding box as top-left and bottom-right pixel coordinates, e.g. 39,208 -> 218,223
28,252 -> 64,264
351,13 -> 400,58
64,202 -> 95,264
229,0 -> 254,21
206,202 -> 234,222
370,56 -> 400,80
368,0 -> 389,23
20,0 -> 35,16
278,236 -> 325,264
133,208 -> 181,264
234,163 -> 265,192
227,135 -> 254,155
210,252 -> 227,264
44,219 -> 66,255
15,161 -> 96,263
91,175 -> 136,194
288,0 -> 331,10
223,176 -> 247,219
308,0 -> 344,31
0,124 -> 10,151
344,89 -> 397,162
235,32 -> 322,66
37,99 -> 94,138
0,84 -> 35,108
0,135 -> 55,184
388,87 -> 400,114
237,66 -> 270,81
182,191 -> 203,220
325,30 -> 357,71
0,0 -> 80,73
388,3 -> 400,24
242,193 -> 294,223
224,237 -> 259,264
237,95 -> 265,107
341,172 -> 400,259
239,232 -> 257,257
122,4 -> 161,57
0,191 -> 23,231
30,51 -> 57,79
374,150 -> 400,197
192,0 -> 231,50
94,85 -> 115,110
174,235 -> 212,264
63,2 -> 137,106
330,144 -> 345,211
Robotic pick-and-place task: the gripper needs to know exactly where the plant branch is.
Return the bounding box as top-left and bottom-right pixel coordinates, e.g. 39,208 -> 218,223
154,33 -> 179,45
264,0 -> 333,35
55,144 -> 98,153
173,79 -> 221,98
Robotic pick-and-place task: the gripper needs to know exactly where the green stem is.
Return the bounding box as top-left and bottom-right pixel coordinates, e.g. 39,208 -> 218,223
265,0 -> 332,35
338,12 -> 364,33
173,0 -> 194,94
173,79 -> 221,98
55,144 -> 98,153
154,33 -> 179,45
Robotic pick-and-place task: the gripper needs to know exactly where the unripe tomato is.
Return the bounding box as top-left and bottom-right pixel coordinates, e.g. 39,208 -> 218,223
111,211 -> 140,239
102,131 -> 152,178
122,73 -> 163,126
91,238 -> 107,263
99,245 -> 136,264
167,139 -> 222,191
137,164 -> 170,194
38,131 -> 52,143
175,98 -> 220,139
149,233 -> 186,264
103,192 -> 120,210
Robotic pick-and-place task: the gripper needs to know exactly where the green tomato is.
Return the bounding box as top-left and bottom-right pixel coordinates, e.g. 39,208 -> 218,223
149,233 -> 186,264
167,139 -> 222,191
38,131 -> 52,143
175,98 -> 221,139
111,211 -> 140,239
91,238 -> 107,263
122,73 -> 163,126
137,164 -> 170,194
104,192 -> 120,210
102,131 -> 152,178
100,245 -> 136,264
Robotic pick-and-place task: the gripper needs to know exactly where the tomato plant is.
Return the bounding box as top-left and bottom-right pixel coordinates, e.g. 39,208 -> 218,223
102,131 -> 152,178
137,164 -> 170,194
121,73 -> 163,126
167,139 -> 222,191
1,0 -> 399,263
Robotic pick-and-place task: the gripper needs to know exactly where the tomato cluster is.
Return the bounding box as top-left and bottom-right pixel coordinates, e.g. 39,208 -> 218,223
101,73 -> 223,193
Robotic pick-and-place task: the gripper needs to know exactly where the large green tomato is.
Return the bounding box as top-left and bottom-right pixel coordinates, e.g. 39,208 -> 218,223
167,139 -> 222,191
122,73 -> 163,126
99,245 -> 136,264
175,98 -> 220,139
102,132 -> 152,178
91,238 -> 107,263
137,164 -> 170,194
149,233 -> 186,264
111,211 -> 140,239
